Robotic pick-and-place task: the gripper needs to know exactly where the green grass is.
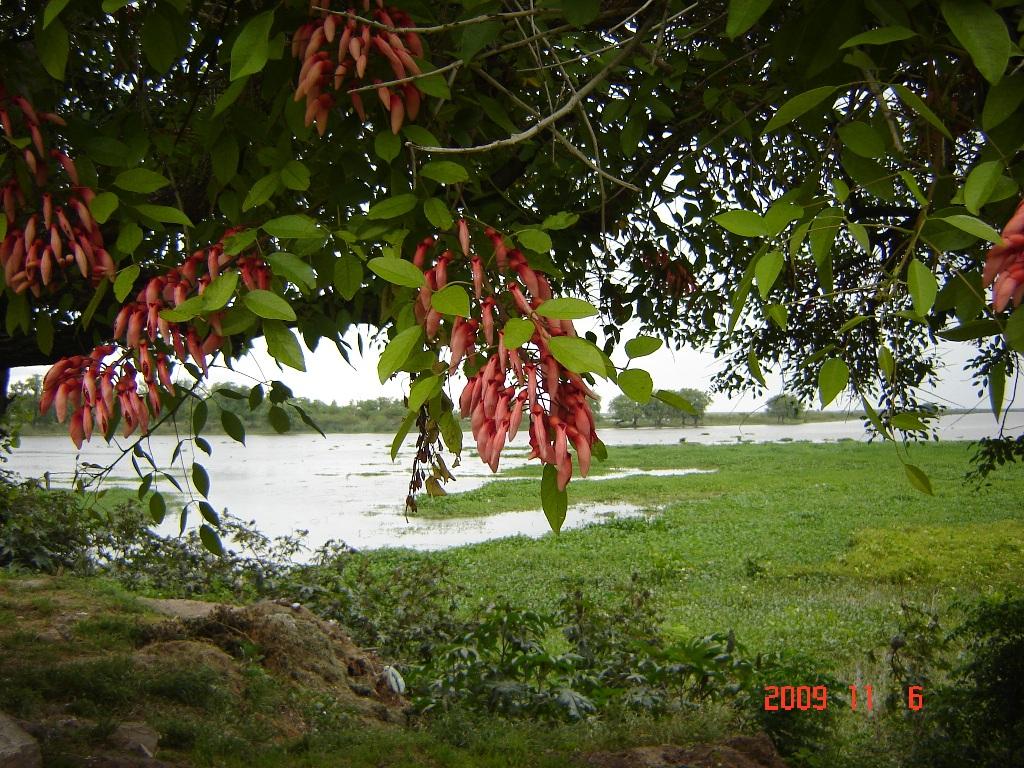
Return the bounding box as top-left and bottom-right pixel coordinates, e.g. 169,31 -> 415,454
375,442 -> 1024,665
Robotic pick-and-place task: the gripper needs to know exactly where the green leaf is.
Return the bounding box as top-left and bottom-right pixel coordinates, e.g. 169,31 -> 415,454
420,161 -> 469,184
878,345 -> 895,382
223,229 -> 257,256
268,404 -> 290,433
214,77 -> 248,117
243,173 -> 281,211
754,250 -> 784,299
43,0 -> 72,29
1005,306 -> 1024,352
540,463 -> 567,534
713,209 -> 767,237
230,10 -> 275,81
403,125 -> 440,147
221,410 -> 246,444
838,121 -> 886,158
114,264 -> 140,302
654,389 -> 696,415
618,368 -> 653,404
810,207 -> 843,293
517,228 -> 553,252
367,193 -> 418,220
767,303 -> 788,329
840,25 -> 916,48
982,74 -> 1024,131
192,462 -> 210,497
262,214 -> 323,239
891,84 -> 952,140
202,271 -> 239,311
211,135 -> 239,184
199,524 -> 225,556
548,336 -> 606,375
903,463 -> 933,495
964,160 -> 1003,215
375,131 -> 402,163
389,411 -> 417,461
333,254 -> 364,300
408,375 -> 442,412
149,492 -> 166,525
280,160 -> 310,191
263,320 -> 306,371
431,285 -> 470,317
748,350 -> 766,387
266,253 -> 315,291
940,0 -> 1010,84
416,74 -> 451,99
818,358 -> 849,407
535,298 -> 597,320
891,412 -> 927,431
134,204 -> 193,227
89,192 -> 119,225
542,212 -> 579,230
36,18 -> 69,80
243,289 -> 296,321
423,198 -> 453,229
764,86 -> 837,133
439,411 -> 463,456
937,214 -> 1002,244
114,167 -> 170,193
763,201 -> 803,236
502,318 -> 535,349
378,326 -> 423,383
624,335 -> 662,358
460,20 -> 501,61
907,259 -> 937,316
192,400 -> 208,435
848,221 -> 871,254
36,313 -> 54,356
989,361 -> 1005,419
938,319 -> 1000,341
159,296 -> 205,323
142,5 -> 187,74
367,256 -> 425,288
725,0 -> 774,38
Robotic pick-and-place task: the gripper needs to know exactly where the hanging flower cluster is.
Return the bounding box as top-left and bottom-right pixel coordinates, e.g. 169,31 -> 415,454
639,248 -> 698,300
413,220 -> 600,492
292,0 -> 425,135
41,229 -> 271,448
0,87 -> 114,295
983,198 -> 1024,312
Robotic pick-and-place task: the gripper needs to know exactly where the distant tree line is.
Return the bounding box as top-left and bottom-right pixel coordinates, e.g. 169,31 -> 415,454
7,376 -> 410,435
607,389 -> 712,427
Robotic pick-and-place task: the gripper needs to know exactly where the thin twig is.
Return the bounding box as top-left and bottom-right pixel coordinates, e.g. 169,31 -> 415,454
311,5 -> 554,34
410,17 -> 657,155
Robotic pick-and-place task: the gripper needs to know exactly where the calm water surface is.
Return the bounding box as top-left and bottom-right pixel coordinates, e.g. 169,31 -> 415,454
5,412 -> 1011,552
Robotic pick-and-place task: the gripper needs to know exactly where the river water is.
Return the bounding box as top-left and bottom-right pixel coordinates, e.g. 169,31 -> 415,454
3,412 -> 1011,551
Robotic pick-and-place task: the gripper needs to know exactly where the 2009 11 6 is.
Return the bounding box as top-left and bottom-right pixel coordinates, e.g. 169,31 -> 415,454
763,685 -> 924,711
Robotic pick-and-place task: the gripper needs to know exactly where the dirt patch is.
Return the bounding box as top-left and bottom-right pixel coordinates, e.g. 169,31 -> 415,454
584,734 -> 788,768
133,640 -> 242,690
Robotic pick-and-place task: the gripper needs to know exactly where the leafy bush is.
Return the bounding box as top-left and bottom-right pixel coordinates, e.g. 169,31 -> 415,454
893,595 -> 1024,768
0,475 -> 101,572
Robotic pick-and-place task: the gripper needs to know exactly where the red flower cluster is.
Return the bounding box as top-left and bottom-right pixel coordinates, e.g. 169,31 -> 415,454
413,220 -> 599,491
41,229 -> 270,448
983,199 -> 1024,312
0,88 -> 113,295
292,0 -> 424,135
640,248 -> 697,299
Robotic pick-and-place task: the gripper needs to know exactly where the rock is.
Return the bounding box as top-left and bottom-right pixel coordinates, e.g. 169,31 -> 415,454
584,733 -> 788,768
111,722 -> 159,758
0,712 -> 41,768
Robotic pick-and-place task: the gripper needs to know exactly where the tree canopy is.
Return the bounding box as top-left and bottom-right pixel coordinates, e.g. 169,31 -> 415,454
1,0 -> 1023,546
